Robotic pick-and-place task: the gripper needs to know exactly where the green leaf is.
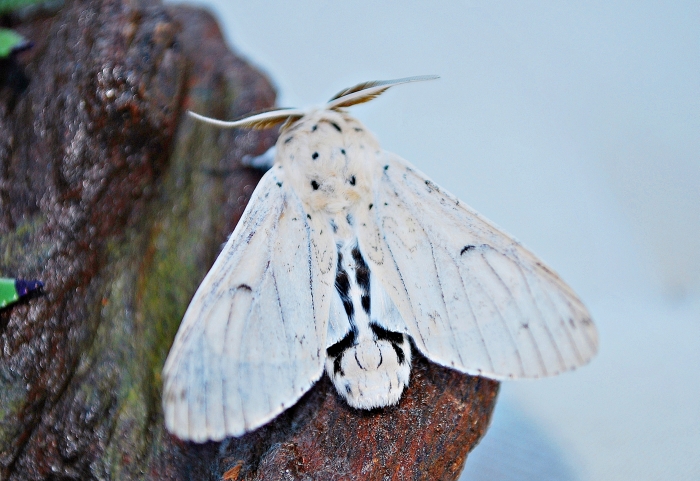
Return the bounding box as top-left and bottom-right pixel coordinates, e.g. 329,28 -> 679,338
0,28 -> 27,58
0,278 -> 19,308
0,0 -> 46,15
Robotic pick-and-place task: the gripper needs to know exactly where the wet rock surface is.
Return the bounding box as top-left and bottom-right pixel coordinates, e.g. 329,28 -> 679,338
0,1 -> 498,479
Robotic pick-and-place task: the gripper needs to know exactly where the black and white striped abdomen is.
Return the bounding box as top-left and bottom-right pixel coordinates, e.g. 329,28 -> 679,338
324,239 -> 412,409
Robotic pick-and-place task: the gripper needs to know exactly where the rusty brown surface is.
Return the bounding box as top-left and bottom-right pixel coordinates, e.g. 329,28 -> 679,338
0,1 -> 498,480
208,352 -> 499,481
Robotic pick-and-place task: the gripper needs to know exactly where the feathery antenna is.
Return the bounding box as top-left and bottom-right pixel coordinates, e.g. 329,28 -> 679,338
187,109 -> 306,130
188,75 -> 439,130
326,75 -> 439,110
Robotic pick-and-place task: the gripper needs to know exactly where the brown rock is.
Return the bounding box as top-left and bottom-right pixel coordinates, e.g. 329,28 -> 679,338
0,1 -> 498,480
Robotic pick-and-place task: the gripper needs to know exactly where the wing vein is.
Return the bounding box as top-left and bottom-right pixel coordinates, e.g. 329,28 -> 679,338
479,252 -> 531,376
453,254 -> 494,371
515,261 -> 566,371
393,180 -> 465,365
426,231 -> 464,366
488,254 -> 548,374
533,269 -> 585,365
303,214 -> 318,358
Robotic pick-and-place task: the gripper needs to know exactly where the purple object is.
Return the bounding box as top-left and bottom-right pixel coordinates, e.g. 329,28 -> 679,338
14,279 -> 44,297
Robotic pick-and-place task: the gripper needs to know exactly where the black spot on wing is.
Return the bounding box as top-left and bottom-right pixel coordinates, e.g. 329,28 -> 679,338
341,149 -> 346,155
331,122 -> 342,132
277,182 -> 283,187
312,124 -> 317,131
312,152 -> 319,160
460,245 -> 475,255
237,284 -> 253,291
349,175 -> 356,185
346,213 -> 354,226
284,136 -> 293,144
311,180 -> 319,190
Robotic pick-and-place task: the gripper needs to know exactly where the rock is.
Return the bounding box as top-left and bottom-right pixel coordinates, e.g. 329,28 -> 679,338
0,1 -> 498,479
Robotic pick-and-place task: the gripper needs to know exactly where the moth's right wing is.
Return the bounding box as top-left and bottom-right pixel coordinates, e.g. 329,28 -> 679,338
162,167 -> 335,442
356,152 -> 598,381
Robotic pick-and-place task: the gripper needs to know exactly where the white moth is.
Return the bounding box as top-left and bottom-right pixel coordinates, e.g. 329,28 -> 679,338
162,76 -> 598,442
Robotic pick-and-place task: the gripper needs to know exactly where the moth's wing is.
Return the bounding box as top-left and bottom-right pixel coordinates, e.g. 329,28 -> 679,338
356,152 -> 598,379
162,167 -> 335,441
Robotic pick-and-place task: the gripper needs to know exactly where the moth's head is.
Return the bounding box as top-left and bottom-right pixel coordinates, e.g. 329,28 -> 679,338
186,75 -> 438,212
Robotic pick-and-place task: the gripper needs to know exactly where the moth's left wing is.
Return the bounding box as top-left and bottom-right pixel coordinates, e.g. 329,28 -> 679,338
356,152 -> 598,380
162,167 -> 335,441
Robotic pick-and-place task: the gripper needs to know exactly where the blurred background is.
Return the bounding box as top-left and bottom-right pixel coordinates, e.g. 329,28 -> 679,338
165,1 -> 699,479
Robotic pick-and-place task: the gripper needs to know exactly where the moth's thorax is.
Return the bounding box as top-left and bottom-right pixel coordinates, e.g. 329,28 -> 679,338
274,109 -> 380,215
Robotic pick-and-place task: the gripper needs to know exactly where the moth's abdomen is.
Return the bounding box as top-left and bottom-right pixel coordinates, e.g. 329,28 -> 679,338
324,240 -> 412,409
326,329 -> 412,409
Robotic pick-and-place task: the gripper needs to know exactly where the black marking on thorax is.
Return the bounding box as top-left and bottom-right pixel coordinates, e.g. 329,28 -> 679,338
318,119 -> 342,132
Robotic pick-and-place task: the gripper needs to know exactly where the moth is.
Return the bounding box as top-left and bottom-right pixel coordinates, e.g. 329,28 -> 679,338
0,277 -> 43,309
162,76 -> 598,442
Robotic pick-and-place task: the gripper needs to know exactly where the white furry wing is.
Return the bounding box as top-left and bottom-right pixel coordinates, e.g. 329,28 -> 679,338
162,168 -> 335,441
356,152 -> 598,379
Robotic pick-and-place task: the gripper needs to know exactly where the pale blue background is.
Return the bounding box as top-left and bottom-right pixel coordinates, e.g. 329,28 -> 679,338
167,2 -> 700,479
